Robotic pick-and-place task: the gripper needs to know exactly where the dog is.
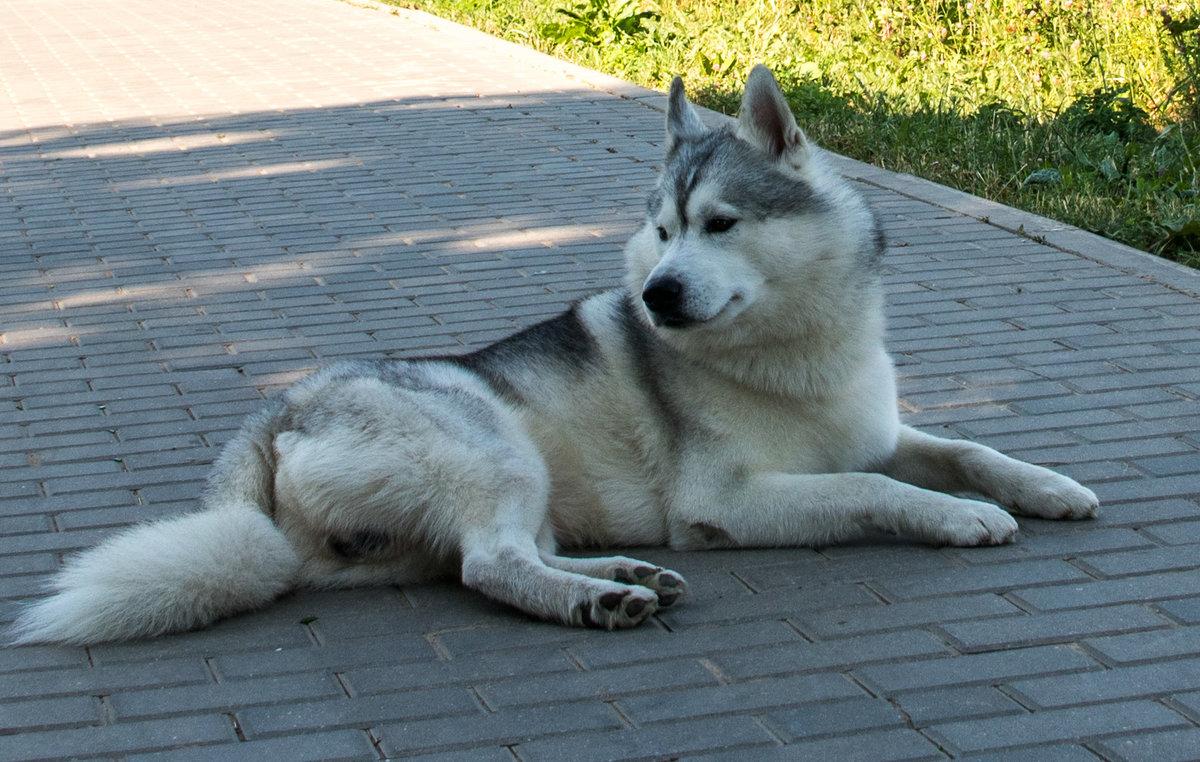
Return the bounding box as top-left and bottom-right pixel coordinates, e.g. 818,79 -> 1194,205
10,66 -> 1098,645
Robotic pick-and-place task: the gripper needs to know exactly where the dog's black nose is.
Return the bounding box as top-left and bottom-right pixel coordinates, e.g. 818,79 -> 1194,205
643,277 -> 691,328
642,277 -> 687,325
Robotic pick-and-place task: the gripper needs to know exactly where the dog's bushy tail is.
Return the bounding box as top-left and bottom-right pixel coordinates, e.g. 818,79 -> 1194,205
10,408 -> 301,646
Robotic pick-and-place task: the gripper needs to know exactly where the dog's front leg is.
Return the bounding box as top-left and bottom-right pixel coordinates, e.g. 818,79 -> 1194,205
668,470 -> 1019,550
880,425 -> 1098,520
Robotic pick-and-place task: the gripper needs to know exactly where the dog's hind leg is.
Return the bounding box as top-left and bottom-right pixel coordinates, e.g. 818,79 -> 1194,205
460,523 -> 661,629
881,425 -> 1098,520
540,554 -> 687,609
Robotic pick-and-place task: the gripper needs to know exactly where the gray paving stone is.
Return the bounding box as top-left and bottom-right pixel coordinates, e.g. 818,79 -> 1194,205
1093,727 -> 1200,762
1009,568 -> 1200,612
615,672 -> 866,725
1073,544 -> 1200,577
955,744 -> 1124,761
0,694 -> 102,732
476,658 -> 719,709
853,644 -> 1102,695
763,695 -> 910,740
108,672 -> 345,721
686,728 -> 945,762
566,619 -> 804,669
1009,656 -> 1200,708
869,559 -> 1092,601
889,685 -> 1026,726
925,701 -> 1191,755
514,715 -> 777,761
1159,597 -> 1200,625
937,603 -> 1170,653
712,630 -> 950,681
793,593 -> 1022,639
122,729 -> 378,762
1085,626 -> 1200,665
236,686 -> 479,737
0,714 -> 233,762
374,703 -> 624,756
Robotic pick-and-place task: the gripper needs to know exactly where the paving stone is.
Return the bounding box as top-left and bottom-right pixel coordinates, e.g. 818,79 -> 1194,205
108,672 -> 345,721
925,701 -> 1191,755
763,695 -> 911,740
374,703 -> 624,757
475,658 -> 719,709
1159,597 -> 1200,625
686,728 -> 945,762
0,714 -> 233,762
513,715 -> 777,761
1011,656 -> 1200,708
615,672 -> 866,725
0,694 -> 102,732
1010,568 -> 1200,612
853,644 -> 1102,695
122,730 -> 378,761
888,685 -> 1026,726
793,593 -> 1021,639
936,603 -> 1171,653
712,630 -> 950,681
236,686 -> 479,737
869,559 -> 1092,601
1084,626 -> 1200,665
1093,727 -> 1200,762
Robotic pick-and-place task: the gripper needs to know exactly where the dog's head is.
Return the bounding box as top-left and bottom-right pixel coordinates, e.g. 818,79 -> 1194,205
625,66 -> 881,345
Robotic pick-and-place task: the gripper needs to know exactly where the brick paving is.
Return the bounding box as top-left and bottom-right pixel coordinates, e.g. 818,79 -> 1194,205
1,0 -> 1199,758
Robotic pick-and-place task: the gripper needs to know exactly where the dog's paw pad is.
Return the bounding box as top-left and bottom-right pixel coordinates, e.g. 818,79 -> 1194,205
579,588 -> 657,630
613,565 -> 688,607
598,592 -> 625,611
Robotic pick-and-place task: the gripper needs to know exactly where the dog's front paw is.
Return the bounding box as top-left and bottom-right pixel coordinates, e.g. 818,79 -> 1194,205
937,500 -> 1019,547
576,587 -> 659,630
1004,470 -> 1099,521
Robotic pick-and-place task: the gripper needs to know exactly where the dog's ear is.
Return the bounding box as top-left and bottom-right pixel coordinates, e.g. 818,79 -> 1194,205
737,65 -> 811,169
666,76 -> 707,150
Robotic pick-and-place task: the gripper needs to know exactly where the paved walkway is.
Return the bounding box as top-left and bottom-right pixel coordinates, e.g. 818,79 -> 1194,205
2,0 -> 1199,759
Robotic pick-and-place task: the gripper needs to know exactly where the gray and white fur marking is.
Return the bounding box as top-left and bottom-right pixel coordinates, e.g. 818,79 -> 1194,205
10,66 -> 1097,645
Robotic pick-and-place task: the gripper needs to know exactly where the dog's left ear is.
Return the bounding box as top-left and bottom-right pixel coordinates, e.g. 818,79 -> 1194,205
737,65 -> 811,170
666,76 -> 707,150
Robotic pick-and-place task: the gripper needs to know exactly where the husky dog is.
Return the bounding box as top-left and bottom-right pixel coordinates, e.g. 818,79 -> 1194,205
11,66 -> 1098,645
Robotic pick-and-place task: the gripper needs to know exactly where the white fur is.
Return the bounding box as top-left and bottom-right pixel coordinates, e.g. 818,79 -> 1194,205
10,508 -> 298,645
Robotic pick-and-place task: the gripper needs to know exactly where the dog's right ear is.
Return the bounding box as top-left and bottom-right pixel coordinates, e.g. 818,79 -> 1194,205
737,64 -> 811,171
666,76 -> 706,150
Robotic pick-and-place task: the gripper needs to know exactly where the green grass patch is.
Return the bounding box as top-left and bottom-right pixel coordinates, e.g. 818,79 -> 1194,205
393,0 -> 1200,268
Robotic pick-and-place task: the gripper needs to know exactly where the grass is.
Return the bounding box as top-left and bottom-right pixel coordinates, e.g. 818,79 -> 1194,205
393,0 -> 1200,268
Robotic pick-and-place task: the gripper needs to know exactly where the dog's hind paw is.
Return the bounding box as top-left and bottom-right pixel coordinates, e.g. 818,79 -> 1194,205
613,565 -> 687,608
576,587 -> 659,630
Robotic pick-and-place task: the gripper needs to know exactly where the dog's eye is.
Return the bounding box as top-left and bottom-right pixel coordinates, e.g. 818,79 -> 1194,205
705,217 -> 738,234
656,226 -> 669,242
